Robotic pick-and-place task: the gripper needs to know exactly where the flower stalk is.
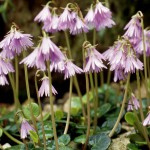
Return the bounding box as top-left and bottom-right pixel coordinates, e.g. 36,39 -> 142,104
64,77 -> 73,134
109,73 -> 130,137
35,72 -> 47,149
46,60 -> 59,150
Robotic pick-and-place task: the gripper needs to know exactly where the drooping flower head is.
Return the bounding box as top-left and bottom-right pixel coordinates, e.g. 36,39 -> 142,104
83,41 -> 107,73
20,32 -> 65,71
69,11 -> 89,35
20,119 -> 35,139
0,74 -> 9,86
93,1 -> 115,30
0,24 -> 33,59
58,5 -> 73,31
127,93 -> 140,111
42,7 -> 59,33
103,37 -> 143,82
84,5 -> 95,29
123,11 -> 142,45
143,108 -> 150,126
38,76 -> 57,97
134,29 -> 150,56
58,3 -> 89,34
34,3 -> 52,23
0,55 -> 14,86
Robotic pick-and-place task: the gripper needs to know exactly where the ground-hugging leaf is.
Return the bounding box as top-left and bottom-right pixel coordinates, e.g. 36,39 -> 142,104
74,134 -> 86,144
23,102 -> 40,120
58,134 -> 71,146
127,143 -> 140,150
29,130 -> 39,143
59,145 -> 74,150
89,133 -> 111,150
97,103 -> 111,117
125,112 -> 137,125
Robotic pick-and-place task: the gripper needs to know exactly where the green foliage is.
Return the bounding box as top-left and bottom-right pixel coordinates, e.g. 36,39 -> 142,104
89,133 -> 111,150
58,134 -> 71,146
23,102 -> 40,119
74,135 -> 86,144
29,130 -> 39,143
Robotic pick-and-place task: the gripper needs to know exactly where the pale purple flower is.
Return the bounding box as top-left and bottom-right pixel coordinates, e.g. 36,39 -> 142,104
34,5 -> 51,23
43,14 -> 59,33
0,74 -> 9,86
70,12 -> 89,35
103,46 -> 115,62
20,119 -> 35,139
113,67 -> 126,82
135,29 -> 150,56
58,7 -> 72,31
0,27 -> 33,58
84,47 -> 107,73
0,57 -> 14,74
60,59 -> 83,79
127,94 -> 140,111
94,1 -> 115,30
20,47 -> 39,68
124,13 -> 142,44
143,112 -> 150,126
104,38 -> 143,82
124,52 -> 143,73
84,6 -> 95,29
38,77 -> 57,97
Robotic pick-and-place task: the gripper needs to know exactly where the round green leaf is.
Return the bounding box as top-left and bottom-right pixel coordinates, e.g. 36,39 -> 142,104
74,135 -> 86,144
125,112 -> 137,125
89,133 -> 111,150
58,134 -> 71,146
23,102 -> 40,119
70,97 -> 82,116
55,109 -> 64,120
29,130 -> 39,143
59,146 -> 74,150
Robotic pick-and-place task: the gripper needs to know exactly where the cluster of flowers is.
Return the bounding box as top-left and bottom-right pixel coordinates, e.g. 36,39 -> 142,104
34,1 -> 115,34
1,0 -> 150,138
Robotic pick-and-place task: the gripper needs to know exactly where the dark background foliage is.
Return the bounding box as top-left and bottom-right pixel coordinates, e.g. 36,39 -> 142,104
0,0 -> 149,104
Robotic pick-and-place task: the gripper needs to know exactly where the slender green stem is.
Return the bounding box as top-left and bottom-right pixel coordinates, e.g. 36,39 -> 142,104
83,73 -> 91,150
64,30 -> 86,119
136,70 -> 150,149
73,76 -> 86,120
93,72 -> 98,133
141,18 -> 150,105
105,69 -> 112,103
64,77 -> 73,134
23,51 -> 39,143
46,61 -> 59,150
93,29 -> 96,45
35,75 -> 47,149
109,73 -> 130,137
82,46 -> 90,150
8,73 -> 21,109
15,56 -> 19,100
64,31 -> 72,58
1,127 -> 23,145
100,71 -> 104,87
89,73 -> 97,132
